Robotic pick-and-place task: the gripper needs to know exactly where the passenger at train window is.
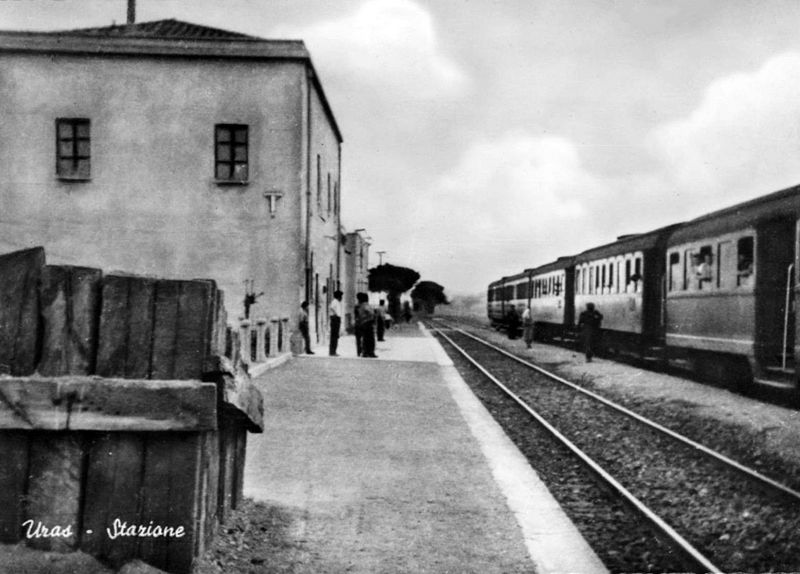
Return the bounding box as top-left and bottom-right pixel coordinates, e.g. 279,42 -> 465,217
693,247 -> 714,288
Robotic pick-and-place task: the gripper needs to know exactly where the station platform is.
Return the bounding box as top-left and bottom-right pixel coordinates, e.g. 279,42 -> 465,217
243,322 -> 607,574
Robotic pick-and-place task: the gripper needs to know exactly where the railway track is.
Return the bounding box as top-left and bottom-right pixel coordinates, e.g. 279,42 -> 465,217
426,318 -> 800,573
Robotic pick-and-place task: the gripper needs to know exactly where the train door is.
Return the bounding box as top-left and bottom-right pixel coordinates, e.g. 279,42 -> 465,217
755,218 -> 796,372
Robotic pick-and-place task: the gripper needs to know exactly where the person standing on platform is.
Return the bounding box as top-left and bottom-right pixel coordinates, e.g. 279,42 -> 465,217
506,305 -> 520,340
356,293 -> 377,358
354,294 -> 364,357
522,305 -> 535,349
299,300 -> 313,355
402,301 -> 413,323
578,302 -> 603,362
329,290 -> 343,356
376,299 -> 387,342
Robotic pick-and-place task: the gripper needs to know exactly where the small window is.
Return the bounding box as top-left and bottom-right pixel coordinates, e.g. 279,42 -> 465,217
56,118 -> 91,179
215,124 -> 248,182
737,237 -> 754,287
327,173 -> 332,215
334,182 -> 339,216
316,155 -> 322,212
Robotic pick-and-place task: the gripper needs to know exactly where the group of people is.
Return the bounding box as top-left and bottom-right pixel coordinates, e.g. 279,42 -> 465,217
505,302 -> 604,362
297,291 -> 391,358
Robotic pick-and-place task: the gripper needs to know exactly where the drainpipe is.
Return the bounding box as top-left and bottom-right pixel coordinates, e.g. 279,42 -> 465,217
305,68 -> 313,304
336,141 -> 342,290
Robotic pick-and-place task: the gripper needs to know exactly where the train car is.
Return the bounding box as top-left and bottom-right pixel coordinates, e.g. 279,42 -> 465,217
573,225 -> 680,359
487,270 -> 529,329
664,185 -> 800,392
526,256 -> 576,341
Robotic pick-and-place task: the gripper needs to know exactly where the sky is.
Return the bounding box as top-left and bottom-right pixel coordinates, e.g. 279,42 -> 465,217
4,0 -> 800,295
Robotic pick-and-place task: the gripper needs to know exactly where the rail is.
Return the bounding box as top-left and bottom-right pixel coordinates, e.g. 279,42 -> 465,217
434,318 -> 800,501
430,323 -> 721,574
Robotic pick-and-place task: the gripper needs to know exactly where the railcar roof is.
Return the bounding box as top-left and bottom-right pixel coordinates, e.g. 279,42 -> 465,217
574,224 -> 681,263
524,255 -> 576,276
668,184 -> 800,244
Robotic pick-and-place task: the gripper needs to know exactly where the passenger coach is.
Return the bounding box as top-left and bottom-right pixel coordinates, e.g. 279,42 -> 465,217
526,256 -> 575,341
664,185 -> 800,390
486,185 -> 799,396
573,225 -> 678,359
487,271 -> 528,328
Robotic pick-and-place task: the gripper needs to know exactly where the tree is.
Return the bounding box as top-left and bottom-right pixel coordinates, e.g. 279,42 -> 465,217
368,264 -> 420,321
411,281 -> 449,314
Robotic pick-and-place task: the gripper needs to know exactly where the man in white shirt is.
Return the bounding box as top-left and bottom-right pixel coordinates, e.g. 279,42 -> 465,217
329,290 -> 343,356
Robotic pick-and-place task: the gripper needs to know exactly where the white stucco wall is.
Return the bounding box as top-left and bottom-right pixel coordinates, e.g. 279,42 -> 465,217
0,50 -> 341,330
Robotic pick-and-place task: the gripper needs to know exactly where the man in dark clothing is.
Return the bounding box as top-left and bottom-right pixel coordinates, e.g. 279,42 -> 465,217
506,306 -> 521,340
356,292 -> 377,358
329,290 -> 343,356
578,302 -> 603,362
299,300 -> 313,355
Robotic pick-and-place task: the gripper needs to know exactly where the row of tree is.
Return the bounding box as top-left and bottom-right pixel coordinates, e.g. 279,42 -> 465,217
367,263 -> 448,318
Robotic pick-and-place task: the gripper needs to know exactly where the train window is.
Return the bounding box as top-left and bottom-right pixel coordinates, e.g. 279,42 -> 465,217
555,276 -> 562,296
694,246 -> 713,289
668,252 -> 682,291
737,237 -> 754,287
718,241 -> 736,290
599,265 -> 605,294
631,256 -> 642,293
608,262 -> 614,292
684,249 -> 694,290
624,260 -> 631,292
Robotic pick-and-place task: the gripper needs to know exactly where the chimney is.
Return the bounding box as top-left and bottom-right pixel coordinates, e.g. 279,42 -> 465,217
127,0 -> 136,25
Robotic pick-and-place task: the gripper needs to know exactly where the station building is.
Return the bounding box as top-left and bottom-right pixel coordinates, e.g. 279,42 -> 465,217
0,19 -> 343,344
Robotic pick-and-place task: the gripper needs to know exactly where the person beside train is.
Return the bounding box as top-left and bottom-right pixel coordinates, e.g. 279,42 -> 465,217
578,302 -> 603,362
506,305 -> 521,340
355,292 -> 378,358
522,305 -> 535,349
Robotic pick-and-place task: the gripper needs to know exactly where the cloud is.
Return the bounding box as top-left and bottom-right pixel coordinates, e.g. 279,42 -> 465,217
273,0 -> 470,101
397,131 -> 607,292
398,52 -> 800,294
648,51 -> 800,211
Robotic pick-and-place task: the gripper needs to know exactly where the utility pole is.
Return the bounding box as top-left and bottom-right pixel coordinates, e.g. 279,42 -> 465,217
127,0 -> 136,24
